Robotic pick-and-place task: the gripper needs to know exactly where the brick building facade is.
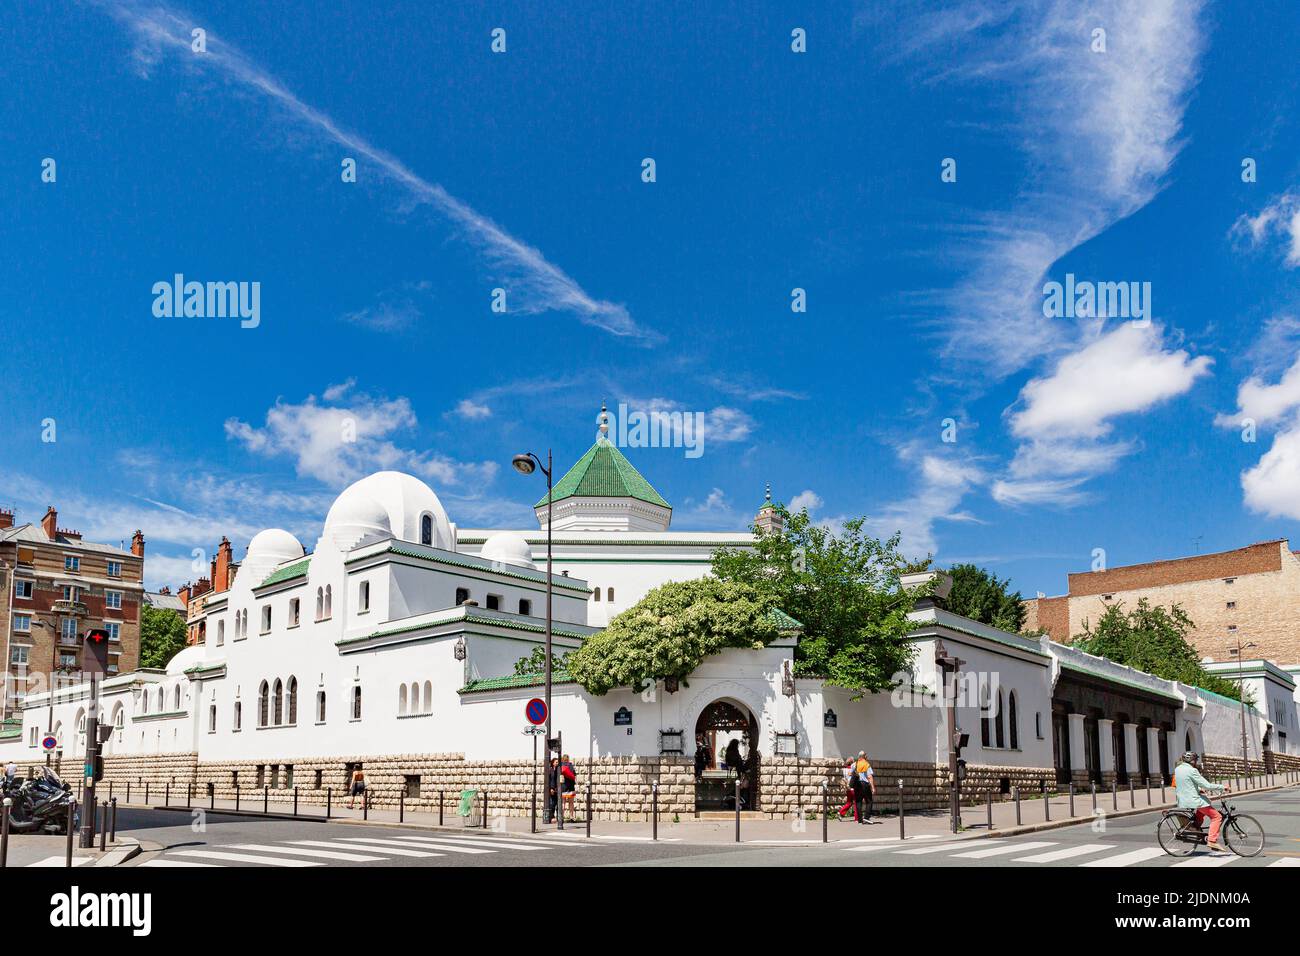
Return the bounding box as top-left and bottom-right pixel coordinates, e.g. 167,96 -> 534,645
0,506 -> 145,719
1023,539 -> 1300,665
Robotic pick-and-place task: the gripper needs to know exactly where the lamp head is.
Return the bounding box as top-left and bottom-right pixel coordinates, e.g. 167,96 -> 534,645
512,454 -> 536,476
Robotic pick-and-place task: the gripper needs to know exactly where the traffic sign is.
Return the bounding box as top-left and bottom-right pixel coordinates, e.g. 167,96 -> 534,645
525,697 -> 548,725
41,735 -> 57,752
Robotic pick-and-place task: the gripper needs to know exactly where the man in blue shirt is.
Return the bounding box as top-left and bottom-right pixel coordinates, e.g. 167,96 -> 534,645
1173,752 -> 1230,852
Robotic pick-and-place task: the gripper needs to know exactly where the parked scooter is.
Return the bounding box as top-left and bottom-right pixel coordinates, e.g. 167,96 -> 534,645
1,766 -> 79,834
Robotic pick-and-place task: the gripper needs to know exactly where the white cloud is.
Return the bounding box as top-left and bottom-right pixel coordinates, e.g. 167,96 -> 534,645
94,0 -> 650,340
1216,351 -> 1300,430
453,399 -> 492,421
867,446 -> 987,558
1231,192 -> 1300,268
788,490 -> 823,514
225,388 -> 497,488
1241,419 -> 1300,520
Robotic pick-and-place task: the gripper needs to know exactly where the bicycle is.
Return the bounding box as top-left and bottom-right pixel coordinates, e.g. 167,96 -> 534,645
1157,800 -> 1265,857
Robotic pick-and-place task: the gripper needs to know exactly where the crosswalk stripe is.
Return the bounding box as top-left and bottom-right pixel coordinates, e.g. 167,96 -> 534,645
308,839 -> 442,857
894,842 -> 982,855
394,835 -> 550,851
1079,848 -> 1167,868
26,856 -> 93,867
227,843 -> 387,862
1172,853 -> 1239,868
169,849 -> 321,867
951,841 -> 1056,859
1268,857 -> 1300,867
366,838 -> 493,855
139,859 -> 218,868
1012,844 -> 1116,863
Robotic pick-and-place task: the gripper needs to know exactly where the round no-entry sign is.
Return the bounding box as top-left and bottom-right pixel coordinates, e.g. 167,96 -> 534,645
41,735 -> 57,752
525,698 -> 548,725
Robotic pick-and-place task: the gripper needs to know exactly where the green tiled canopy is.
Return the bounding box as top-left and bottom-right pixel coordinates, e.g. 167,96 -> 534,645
536,439 -> 670,510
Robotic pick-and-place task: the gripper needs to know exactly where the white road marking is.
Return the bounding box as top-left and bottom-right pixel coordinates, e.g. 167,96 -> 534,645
1172,853 -> 1240,867
26,856 -> 93,867
1012,844 -> 1116,863
297,839 -> 441,858
894,842 -> 985,855
1079,847 -> 1167,868
168,849 -> 321,867
393,835 -> 550,851
228,843 -> 386,862
138,859 -> 218,867
951,841 -> 1057,859
1267,857 -> 1300,867
361,838 -> 493,855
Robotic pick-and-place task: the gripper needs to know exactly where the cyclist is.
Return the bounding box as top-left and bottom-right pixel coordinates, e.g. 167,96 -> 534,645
1173,751 -> 1230,852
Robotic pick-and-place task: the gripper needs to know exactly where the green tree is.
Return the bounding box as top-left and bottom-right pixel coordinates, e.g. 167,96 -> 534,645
1072,599 -> 1248,702
511,644 -> 570,677
139,603 -> 188,670
944,563 -> 1026,632
566,578 -> 779,696
711,507 -> 920,695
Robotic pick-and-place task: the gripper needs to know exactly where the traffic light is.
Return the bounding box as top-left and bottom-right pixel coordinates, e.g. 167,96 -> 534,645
84,628 -> 110,674
92,754 -> 104,782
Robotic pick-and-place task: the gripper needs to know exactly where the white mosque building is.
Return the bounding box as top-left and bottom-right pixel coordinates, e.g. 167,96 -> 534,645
2,408 -> 1295,818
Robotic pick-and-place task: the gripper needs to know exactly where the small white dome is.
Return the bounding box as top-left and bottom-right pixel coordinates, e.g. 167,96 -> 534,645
165,644 -> 205,677
480,531 -> 537,569
322,471 -> 453,552
246,529 -> 305,563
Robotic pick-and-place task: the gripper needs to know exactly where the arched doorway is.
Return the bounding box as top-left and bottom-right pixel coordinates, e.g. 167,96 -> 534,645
694,700 -> 759,811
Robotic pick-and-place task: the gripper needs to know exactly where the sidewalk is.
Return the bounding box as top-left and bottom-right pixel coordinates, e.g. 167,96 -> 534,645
114,778 -> 1296,846
0,832 -> 141,868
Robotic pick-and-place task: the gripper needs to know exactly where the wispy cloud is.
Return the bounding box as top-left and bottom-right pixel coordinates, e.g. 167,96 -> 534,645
90,0 -> 650,340
867,445 -> 988,558
1231,191 -> 1300,268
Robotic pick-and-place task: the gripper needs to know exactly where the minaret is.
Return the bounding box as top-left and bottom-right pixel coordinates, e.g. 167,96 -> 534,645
597,401 -> 610,443
754,483 -> 784,535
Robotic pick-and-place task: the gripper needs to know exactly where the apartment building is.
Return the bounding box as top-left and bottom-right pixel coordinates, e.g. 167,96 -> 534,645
0,506 -> 145,718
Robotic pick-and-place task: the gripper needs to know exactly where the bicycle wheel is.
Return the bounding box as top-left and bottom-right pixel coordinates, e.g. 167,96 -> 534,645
1157,812 -> 1197,856
1224,814 -> 1265,857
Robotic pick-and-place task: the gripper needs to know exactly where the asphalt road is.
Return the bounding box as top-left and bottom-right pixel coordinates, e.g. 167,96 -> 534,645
110,787 -> 1300,868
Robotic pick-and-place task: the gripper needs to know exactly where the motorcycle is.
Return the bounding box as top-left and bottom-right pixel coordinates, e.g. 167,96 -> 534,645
2,767 -> 79,834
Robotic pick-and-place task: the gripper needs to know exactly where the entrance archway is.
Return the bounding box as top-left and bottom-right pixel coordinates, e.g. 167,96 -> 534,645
693,699 -> 759,811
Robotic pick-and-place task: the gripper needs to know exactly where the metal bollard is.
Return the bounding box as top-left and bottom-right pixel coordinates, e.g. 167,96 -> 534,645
187,783 -> 192,809
110,798 -> 117,842
109,781 -> 113,803
210,784 -> 215,811
439,791 -> 444,827
326,787 -> 331,820
263,785 -> 268,814
294,786 -> 300,817
1129,779 -> 1134,808
586,780 -> 592,838
898,779 -> 905,840
126,781 -> 131,803
479,789 -> 485,829
1091,782 -> 1096,813
365,788 -> 371,822
986,789 -> 993,830
1112,780 -> 1118,811
100,803 -> 107,851
734,779 -> 741,843
652,782 -> 659,841
145,782 -> 149,804
1,798 -> 11,869
1068,783 -> 1075,817
1044,782 -> 1051,821
65,801 -> 76,867
399,789 -> 404,824
1013,787 -> 1021,826
821,782 -> 828,843
1146,777 -> 1152,805
235,784 -> 240,812
165,782 -> 170,807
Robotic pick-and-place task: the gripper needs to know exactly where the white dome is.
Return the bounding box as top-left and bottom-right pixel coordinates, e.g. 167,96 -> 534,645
480,531 -> 537,569
322,471 -> 453,552
242,529 -> 306,584
165,644 -> 205,677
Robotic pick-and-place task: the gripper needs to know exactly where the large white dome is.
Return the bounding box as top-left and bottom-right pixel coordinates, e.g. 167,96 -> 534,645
243,529 -> 306,584
480,531 -> 536,569
322,471 -> 453,552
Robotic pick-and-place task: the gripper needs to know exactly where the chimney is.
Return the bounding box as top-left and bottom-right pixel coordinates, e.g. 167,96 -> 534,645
901,569 -> 954,612
214,536 -> 233,592
41,507 -> 58,540
177,583 -> 192,607
0,508 -> 13,530
159,586 -> 171,595
130,529 -> 145,557
193,576 -> 212,598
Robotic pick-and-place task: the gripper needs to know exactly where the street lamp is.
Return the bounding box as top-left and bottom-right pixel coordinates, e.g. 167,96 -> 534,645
1231,637 -> 1257,780
512,450 -> 554,750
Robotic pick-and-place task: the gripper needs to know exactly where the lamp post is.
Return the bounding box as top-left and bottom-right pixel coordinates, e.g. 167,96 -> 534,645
513,450 -> 554,750
1232,637 -> 1257,781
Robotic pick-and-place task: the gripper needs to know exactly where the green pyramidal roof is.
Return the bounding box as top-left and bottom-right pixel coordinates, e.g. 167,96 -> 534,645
536,438 -> 671,510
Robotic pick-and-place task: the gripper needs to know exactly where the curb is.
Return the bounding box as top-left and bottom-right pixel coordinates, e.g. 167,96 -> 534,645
94,837 -> 142,867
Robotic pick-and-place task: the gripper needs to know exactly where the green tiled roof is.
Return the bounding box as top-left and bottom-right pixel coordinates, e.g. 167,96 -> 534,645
767,607 -> 803,631
460,669 -> 576,695
259,557 -> 311,588
537,439 -> 670,510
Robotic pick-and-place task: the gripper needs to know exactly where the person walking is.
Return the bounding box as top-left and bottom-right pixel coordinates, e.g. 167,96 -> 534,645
854,752 -> 875,824
560,754 -> 577,820
1173,752 -> 1231,852
544,756 -> 559,824
836,758 -> 857,821
346,765 -> 366,810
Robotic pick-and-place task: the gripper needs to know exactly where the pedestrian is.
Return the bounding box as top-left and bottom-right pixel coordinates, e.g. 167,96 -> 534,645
724,738 -> 743,774
4,760 -> 16,787
560,754 -> 577,819
346,765 -> 366,810
854,751 -> 875,824
836,758 -> 857,821
1173,751 -> 1231,852
694,737 -> 710,781
544,756 -> 559,824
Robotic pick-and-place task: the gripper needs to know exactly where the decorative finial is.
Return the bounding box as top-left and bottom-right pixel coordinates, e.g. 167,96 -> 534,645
597,400 -> 610,441
765,482 -> 772,504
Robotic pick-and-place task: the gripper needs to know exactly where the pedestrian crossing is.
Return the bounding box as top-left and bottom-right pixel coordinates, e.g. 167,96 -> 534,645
137,831 -> 588,867
848,837 -> 1295,868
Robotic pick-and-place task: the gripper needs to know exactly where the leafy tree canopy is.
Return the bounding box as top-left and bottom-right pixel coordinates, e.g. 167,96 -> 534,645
566,578 -> 778,696
139,603 -> 188,670
711,507 -> 919,695
1072,599 -> 1248,703
943,562 -> 1027,632
512,644 -> 571,677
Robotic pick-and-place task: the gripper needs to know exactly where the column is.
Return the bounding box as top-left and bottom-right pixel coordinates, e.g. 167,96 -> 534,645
1067,713 -> 1088,788
1097,718 -> 1116,786
1146,727 -> 1162,779
1123,723 -> 1140,782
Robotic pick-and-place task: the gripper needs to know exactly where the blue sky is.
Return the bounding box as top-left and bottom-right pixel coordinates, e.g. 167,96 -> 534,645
5,0 -> 1300,597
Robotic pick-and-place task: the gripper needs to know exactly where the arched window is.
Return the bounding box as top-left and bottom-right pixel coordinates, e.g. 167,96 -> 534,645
455,587 -> 469,606
1009,691 -> 1019,750
409,682 -> 420,715
174,685 -> 182,711
234,700 -> 242,732
994,689 -> 1005,749
421,513 -> 433,546
399,683 -> 408,716
208,704 -> 216,733
217,620 -> 225,645
324,585 -> 332,618
141,692 -> 149,716
287,676 -> 298,724
157,687 -> 165,711
980,680 -> 991,748
519,599 -> 531,616
113,705 -> 124,745
606,587 -> 614,602
258,681 -> 269,727
273,679 -> 284,725
76,710 -> 86,751
352,685 -> 362,720
316,691 -> 326,723
593,588 -> 601,602
315,588 -> 323,621
1185,731 -> 1192,753
422,680 -> 432,714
